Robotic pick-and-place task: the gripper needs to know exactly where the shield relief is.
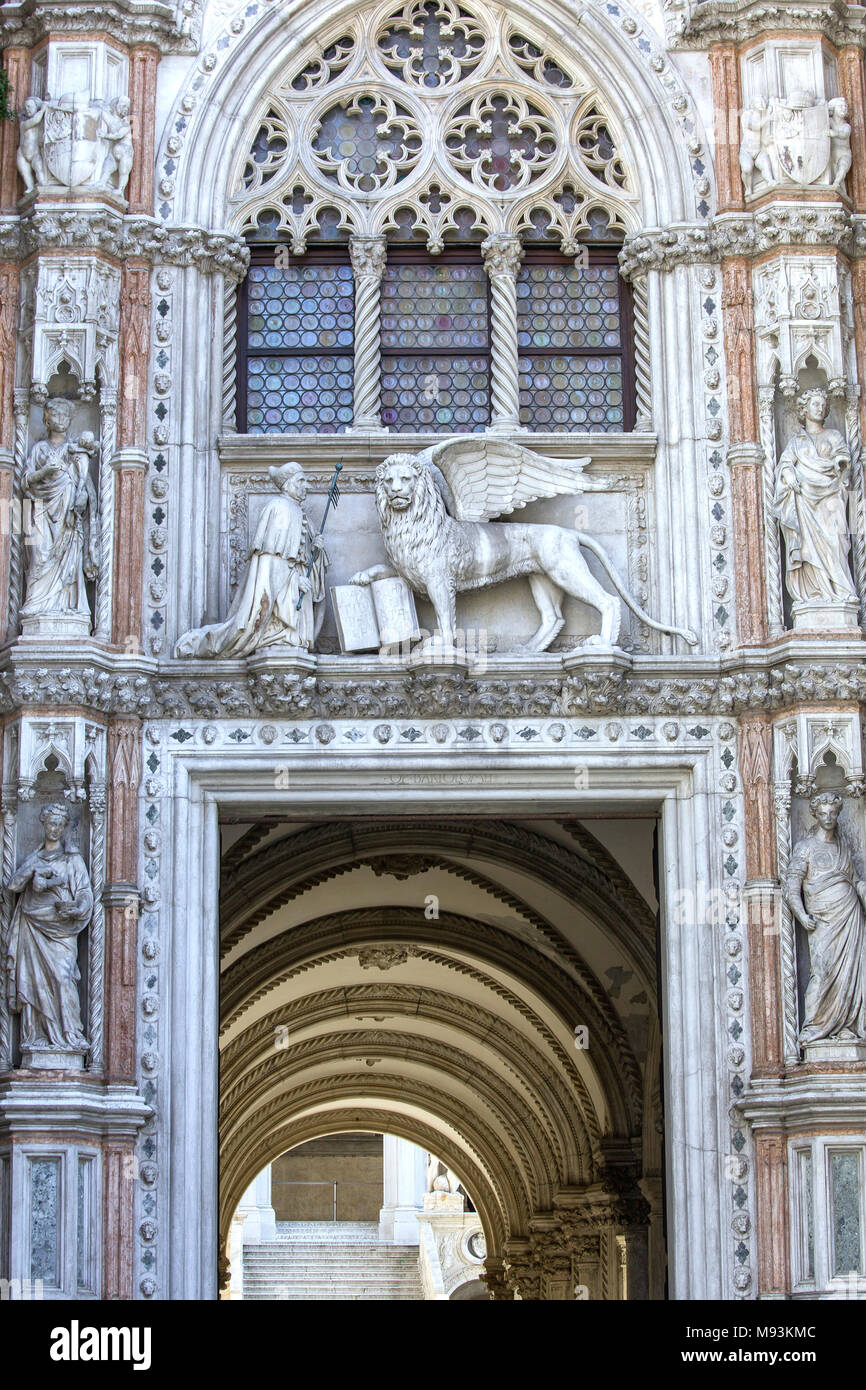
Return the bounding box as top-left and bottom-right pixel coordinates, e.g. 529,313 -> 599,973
773,101 -> 831,186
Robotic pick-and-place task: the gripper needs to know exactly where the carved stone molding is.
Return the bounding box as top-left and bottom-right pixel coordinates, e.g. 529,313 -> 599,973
4,653 -> 866,719
0,0 -> 203,54
0,211 -> 249,278
620,207 -> 856,278
664,0 -> 866,49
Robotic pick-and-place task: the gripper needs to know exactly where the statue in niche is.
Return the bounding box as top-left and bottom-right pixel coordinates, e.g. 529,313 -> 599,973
773,387 -> 857,609
784,790 -> 866,1044
4,803 -> 93,1055
349,439 -> 697,652
175,460 -> 327,657
20,398 -> 99,630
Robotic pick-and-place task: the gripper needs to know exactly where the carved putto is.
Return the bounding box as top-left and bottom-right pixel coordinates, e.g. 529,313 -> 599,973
4,803 -> 93,1067
17,92 -> 134,198
349,438 -> 697,653
784,791 -> 866,1048
739,90 -> 852,196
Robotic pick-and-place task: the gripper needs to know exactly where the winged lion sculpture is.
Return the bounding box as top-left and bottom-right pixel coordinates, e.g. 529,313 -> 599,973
349,437 -> 698,653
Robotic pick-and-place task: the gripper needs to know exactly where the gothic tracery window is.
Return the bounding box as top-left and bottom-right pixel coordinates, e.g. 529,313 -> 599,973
230,1 -> 638,436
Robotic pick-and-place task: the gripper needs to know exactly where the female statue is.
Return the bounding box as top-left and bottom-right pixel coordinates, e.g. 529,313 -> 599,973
20,398 -> 99,629
773,387 -> 856,608
5,803 -> 93,1052
784,790 -> 866,1044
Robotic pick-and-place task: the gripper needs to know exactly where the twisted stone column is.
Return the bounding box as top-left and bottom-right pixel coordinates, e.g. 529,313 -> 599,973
482,234 -> 523,432
349,236 -> 388,430
631,275 -> 652,430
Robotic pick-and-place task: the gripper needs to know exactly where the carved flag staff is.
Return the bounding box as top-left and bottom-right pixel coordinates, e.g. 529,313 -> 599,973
296,458 -> 342,609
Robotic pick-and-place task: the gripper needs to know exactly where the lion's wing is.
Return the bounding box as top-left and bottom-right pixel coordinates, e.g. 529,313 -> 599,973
426,438 -> 591,522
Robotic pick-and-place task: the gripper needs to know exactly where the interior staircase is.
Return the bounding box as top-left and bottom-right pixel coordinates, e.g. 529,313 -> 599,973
242,1221 -> 424,1300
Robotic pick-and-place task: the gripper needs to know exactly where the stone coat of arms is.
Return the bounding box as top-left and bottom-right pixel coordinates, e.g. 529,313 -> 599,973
772,94 -> 831,187
43,95 -> 105,188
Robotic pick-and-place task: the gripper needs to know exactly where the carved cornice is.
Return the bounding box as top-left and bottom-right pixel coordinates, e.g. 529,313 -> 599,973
620,207 -> 856,277
4,652 -> 866,718
665,0 -> 866,48
0,0 -> 202,54
0,211 -> 249,277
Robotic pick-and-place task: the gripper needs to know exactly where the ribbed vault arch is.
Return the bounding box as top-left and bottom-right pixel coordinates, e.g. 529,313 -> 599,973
219,815 -> 659,1285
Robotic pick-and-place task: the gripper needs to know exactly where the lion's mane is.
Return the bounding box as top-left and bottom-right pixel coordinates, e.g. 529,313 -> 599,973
375,455 -> 452,589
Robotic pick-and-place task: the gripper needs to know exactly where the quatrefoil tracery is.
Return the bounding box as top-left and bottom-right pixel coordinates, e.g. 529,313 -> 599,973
444,90 -> 559,194
231,2 -> 635,249
311,93 -> 423,193
377,0 -> 486,89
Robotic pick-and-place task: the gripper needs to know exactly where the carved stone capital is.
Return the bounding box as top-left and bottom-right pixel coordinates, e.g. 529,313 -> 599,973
348,235 -> 387,281
481,233 -> 524,280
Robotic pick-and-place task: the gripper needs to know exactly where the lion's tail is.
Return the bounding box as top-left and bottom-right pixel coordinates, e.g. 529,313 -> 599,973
575,533 -> 698,647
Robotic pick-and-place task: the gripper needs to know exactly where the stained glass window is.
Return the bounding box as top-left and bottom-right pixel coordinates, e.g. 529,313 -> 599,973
517,250 -> 631,431
239,252 -> 354,433
381,256 -> 489,431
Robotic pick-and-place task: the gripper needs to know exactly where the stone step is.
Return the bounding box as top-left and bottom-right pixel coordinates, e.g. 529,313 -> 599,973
242,1230 -> 424,1301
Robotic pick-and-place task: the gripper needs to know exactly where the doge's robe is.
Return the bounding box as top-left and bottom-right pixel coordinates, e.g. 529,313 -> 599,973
174,493 -> 327,658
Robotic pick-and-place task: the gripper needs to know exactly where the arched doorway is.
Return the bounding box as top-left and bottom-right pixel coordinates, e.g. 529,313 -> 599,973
218,814 -> 664,1299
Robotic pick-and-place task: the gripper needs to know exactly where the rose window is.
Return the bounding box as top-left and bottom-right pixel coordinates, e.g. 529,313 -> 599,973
445,91 -> 558,192
311,94 -> 422,193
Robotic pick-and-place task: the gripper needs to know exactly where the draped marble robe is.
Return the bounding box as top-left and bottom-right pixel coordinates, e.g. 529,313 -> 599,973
6,842 -> 93,1048
175,489 -> 327,657
773,425 -> 857,603
20,436 -> 99,623
787,828 -> 866,1042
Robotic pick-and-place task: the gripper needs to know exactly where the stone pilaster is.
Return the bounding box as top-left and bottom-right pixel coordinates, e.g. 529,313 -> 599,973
753,1131 -> 791,1298
739,711 -> 783,1074
113,262 -> 152,650
104,719 -> 142,1083
0,47 -> 30,210
838,46 -> 866,213
709,44 -> 744,212
727,444 -> 768,647
102,1139 -> 138,1299
0,263 -> 18,642
127,45 -> 160,217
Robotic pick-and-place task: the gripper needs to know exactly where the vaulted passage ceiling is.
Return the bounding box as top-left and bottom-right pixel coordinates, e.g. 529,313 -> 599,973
218,816 -> 662,1265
